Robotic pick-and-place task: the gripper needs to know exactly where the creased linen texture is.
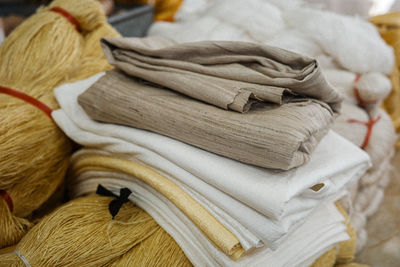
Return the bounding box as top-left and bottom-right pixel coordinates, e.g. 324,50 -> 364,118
52,74 -> 371,254
77,36 -> 343,171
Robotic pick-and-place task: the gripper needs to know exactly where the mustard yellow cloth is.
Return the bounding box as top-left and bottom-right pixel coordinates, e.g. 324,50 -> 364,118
69,153 -> 244,259
310,203 -> 368,267
335,203 -> 357,264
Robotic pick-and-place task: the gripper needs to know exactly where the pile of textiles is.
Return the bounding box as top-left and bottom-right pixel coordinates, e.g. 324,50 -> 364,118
0,0 -> 396,266
148,0 -> 398,253
52,34 -> 372,266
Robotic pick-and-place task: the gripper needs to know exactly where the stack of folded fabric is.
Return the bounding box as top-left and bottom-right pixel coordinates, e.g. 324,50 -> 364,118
52,36 -> 371,266
148,0 -> 397,253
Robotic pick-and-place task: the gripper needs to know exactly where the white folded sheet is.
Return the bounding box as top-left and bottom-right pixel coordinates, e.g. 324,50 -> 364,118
52,73 -> 371,250
69,173 -> 349,267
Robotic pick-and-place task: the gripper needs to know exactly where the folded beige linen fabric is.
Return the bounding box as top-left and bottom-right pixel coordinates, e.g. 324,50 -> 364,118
79,37 -> 342,170
100,36 -> 342,113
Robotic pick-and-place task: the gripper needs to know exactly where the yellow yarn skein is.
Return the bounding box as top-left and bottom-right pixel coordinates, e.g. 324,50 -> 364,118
0,195 -> 159,267
0,0 -> 120,248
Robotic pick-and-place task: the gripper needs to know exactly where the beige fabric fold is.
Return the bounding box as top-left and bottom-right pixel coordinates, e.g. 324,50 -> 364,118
79,69 -> 336,170
69,153 -> 244,258
100,36 -> 342,113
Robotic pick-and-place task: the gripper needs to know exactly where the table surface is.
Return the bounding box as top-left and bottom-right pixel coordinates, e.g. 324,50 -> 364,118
356,150 -> 400,266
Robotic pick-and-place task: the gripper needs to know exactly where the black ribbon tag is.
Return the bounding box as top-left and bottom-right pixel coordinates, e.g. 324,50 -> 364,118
96,184 -> 132,219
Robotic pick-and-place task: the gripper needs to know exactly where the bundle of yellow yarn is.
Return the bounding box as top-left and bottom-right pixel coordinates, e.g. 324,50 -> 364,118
0,195 -> 190,267
0,0 -> 120,248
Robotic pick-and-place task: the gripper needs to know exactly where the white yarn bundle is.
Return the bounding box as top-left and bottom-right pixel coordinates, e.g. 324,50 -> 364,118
333,103 -> 396,169
149,0 -> 394,73
325,69 -> 392,116
284,7 -> 394,74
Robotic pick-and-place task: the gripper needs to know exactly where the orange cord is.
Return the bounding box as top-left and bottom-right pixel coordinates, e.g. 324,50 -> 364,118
0,86 -> 53,119
50,7 -> 81,32
347,115 -> 381,150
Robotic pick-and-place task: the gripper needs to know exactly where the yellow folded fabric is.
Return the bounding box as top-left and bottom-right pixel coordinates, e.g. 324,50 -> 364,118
335,203 -> 357,264
310,203 -> 360,267
69,153 -> 244,258
310,247 -> 337,267
371,12 -> 400,148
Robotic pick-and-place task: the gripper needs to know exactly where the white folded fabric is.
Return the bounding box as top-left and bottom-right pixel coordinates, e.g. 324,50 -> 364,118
69,173 -> 349,267
52,74 -> 371,251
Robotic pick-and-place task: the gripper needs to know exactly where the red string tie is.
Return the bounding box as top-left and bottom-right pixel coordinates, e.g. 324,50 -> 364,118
50,7 -> 81,32
0,190 -> 14,212
347,115 -> 381,150
0,86 -> 53,120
